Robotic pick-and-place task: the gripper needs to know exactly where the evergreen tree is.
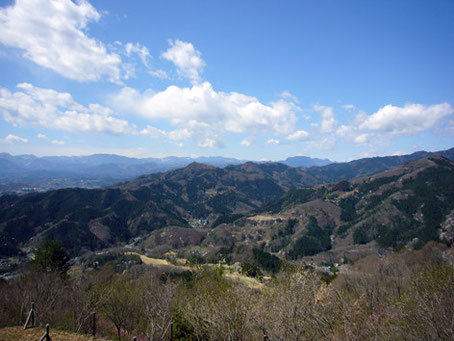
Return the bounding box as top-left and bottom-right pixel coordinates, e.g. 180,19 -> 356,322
32,239 -> 70,277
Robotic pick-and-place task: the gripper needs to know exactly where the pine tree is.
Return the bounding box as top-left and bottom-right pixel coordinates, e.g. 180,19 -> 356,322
32,239 -> 70,277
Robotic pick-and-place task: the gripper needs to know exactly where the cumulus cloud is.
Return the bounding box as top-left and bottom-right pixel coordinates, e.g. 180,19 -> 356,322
280,90 -> 299,103
266,139 -> 280,145
148,69 -> 168,79
286,130 -> 309,141
112,82 -> 299,140
3,134 -> 28,143
0,0 -> 124,83
141,125 -> 191,141
162,40 -> 205,84
125,42 -> 151,67
354,133 -> 369,144
0,83 -> 132,134
52,139 -> 65,145
122,41 -> 169,79
314,104 -> 337,133
336,125 -> 350,137
240,137 -> 255,147
359,103 -> 454,135
140,123 -> 222,149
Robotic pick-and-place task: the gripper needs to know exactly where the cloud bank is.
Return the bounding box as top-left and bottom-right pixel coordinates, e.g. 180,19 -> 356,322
0,83 -> 132,134
112,81 -> 301,147
0,0 -> 125,83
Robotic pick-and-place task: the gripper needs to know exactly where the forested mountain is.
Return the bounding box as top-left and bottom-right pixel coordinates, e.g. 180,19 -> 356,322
240,154 -> 454,260
0,153 -> 334,193
1,149 -> 454,260
0,153 -> 246,193
2,148 -> 453,195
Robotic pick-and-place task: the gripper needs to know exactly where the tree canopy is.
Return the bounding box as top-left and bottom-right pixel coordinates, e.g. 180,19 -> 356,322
32,239 -> 70,277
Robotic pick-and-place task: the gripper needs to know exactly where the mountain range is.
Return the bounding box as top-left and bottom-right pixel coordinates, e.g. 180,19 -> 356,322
1,147 -> 453,260
0,153 -> 331,193
2,148 -> 454,195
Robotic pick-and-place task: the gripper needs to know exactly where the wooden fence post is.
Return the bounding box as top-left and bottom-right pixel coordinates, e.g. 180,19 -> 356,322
31,302 -> 35,327
39,324 -> 50,341
169,321 -> 174,341
24,302 -> 40,329
92,311 -> 96,337
46,324 -> 50,341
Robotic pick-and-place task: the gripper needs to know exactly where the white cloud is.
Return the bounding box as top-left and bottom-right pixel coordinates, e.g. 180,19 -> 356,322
342,104 -> 356,111
240,137 -> 255,147
112,82 -> 300,147
314,104 -> 337,133
266,139 -> 280,145
36,133 -> 65,145
3,134 -> 28,143
286,130 -> 309,141
125,42 -> 151,67
306,136 -> 336,151
336,125 -> 350,137
141,125 -> 191,141
354,133 -> 369,144
197,133 -> 224,148
280,90 -> 299,103
115,41 -> 168,79
162,40 -> 205,84
148,69 -> 168,79
0,0 -> 124,83
141,123 -> 222,149
0,83 -> 132,134
359,103 -> 454,135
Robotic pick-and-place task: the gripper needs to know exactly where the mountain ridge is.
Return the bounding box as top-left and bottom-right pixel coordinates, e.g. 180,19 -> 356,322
2,148 -> 453,194
1,150 -> 454,260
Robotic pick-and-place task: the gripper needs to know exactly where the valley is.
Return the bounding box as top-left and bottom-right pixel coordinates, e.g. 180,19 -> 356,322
1,149 -> 454,340
1,149 -> 454,269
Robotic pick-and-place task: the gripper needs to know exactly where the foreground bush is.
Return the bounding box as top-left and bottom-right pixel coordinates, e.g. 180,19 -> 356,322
1,244 -> 454,340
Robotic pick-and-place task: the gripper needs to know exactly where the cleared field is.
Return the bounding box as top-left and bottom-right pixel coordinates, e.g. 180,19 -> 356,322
247,215 -> 283,222
127,252 -> 263,288
126,252 -> 190,269
225,272 -> 263,288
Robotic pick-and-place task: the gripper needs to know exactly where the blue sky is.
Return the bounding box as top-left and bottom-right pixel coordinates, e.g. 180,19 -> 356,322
0,0 -> 453,162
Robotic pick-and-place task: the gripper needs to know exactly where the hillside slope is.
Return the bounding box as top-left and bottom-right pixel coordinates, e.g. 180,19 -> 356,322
1,152 -> 454,260
203,155 -> 454,262
0,162 -> 307,256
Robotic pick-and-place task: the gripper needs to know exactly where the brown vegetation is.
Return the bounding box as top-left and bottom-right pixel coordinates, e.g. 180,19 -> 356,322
1,243 -> 454,340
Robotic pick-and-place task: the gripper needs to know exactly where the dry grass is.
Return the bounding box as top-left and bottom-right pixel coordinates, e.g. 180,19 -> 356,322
126,252 -> 190,270
247,214 -> 283,222
0,326 -> 110,341
127,252 -> 264,288
225,272 -> 263,288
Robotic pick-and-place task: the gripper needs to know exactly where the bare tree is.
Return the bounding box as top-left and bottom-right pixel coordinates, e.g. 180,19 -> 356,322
177,269 -> 258,340
140,274 -> 176,341
99,275 -> 142,341
253,270 -> 340,341
396,263 -> 454,340
66,275 -> 110,334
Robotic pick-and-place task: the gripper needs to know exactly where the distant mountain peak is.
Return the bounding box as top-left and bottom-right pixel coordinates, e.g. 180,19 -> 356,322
281,155 -> 332,168
184,162 -> 217,170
